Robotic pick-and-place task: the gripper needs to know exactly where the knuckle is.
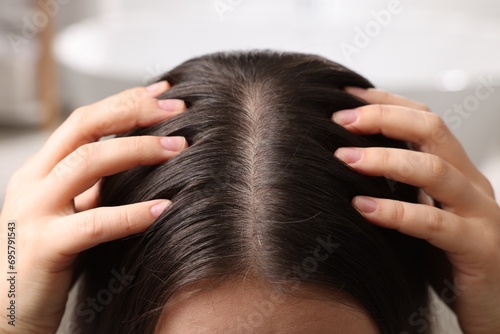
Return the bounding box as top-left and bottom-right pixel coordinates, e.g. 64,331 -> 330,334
74,144 -> 96,169
428,156 -> 449,180
377,148 -> 392,170
477,176 -> 495,197
372,104 -> 391,129
416,102 -> 431,111
123,87 -> 147,106
52,162 -> 69,181
78,213 -> 104,239
105,107 -> 129,133
484,180 -> 495,197
398,156 -> 416,179
58,145 -> 95,176
418,114 -> 449,151
6,170 -> 24,192
69,106 -> 88,124
129,136 -> 147,155
426,209 -> 445,233
8,169 -> 23,184
426,113 -> 447,137
377,89 -> 390,101
392,202 -> 406,221
119,208 -> 135,233
53,145 -> 96,180
96,117 -> 116,137
116,89 -> 136,112
67,107 -> 97,142
376,103 -> 390,118
390,200 -> 407,223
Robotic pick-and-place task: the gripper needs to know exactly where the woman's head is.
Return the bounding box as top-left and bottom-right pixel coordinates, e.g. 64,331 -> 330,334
76,50 -> 430,333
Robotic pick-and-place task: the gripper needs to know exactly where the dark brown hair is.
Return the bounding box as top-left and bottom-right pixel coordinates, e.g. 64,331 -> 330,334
75,50 -> 431,333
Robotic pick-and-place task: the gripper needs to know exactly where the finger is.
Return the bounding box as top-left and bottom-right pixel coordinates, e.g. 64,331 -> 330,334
351,196 -> 475,255
334,147 -> 485,214
74,180 -> 101,212
33,81 -> 186,176
331,104 -> 491,193
345,87 -> 430,111
52,200 -> 171,255
44,136 -> 187,207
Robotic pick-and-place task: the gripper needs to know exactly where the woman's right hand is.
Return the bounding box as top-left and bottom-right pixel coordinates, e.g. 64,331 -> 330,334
0,81 -> 188,333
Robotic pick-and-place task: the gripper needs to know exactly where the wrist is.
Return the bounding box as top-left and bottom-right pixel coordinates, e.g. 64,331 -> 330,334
0,315 -> 59,334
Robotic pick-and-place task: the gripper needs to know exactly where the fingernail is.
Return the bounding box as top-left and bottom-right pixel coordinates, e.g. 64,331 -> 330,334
145,80 -> 168,93
345,86 -> 367,95
160,136 -> 187,152
353,196 -> 377,213
158,99 -> 185,112
332,108 -> 358,125
151,201 -> 171,218
334,147 -> 362,164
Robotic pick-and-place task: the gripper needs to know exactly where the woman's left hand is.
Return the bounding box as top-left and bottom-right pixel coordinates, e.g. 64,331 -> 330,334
332,87 -> 500,334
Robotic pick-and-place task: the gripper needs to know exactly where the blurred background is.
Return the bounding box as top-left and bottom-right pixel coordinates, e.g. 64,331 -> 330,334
0,1 -> 498,332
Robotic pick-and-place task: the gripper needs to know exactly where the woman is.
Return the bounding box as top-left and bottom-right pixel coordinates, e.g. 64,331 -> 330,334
0,51 -> 499,334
